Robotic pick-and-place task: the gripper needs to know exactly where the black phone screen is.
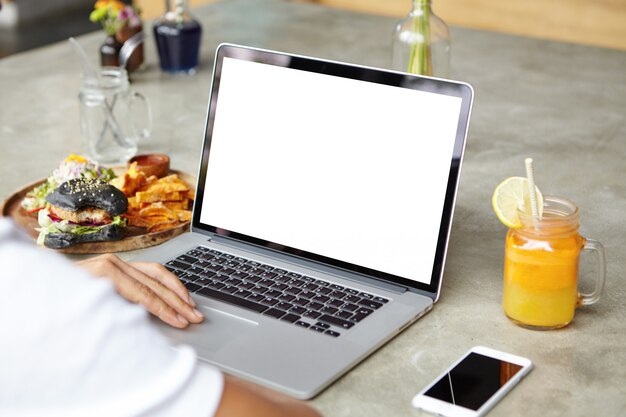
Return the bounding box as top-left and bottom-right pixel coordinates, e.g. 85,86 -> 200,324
423,352 -> 523,410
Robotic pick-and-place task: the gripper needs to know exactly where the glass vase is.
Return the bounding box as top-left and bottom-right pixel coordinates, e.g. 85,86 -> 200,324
153,0 -> 202,74
391,0 -> 451,78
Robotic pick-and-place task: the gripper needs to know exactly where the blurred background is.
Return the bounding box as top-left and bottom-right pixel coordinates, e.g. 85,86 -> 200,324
1,0 -> 625,59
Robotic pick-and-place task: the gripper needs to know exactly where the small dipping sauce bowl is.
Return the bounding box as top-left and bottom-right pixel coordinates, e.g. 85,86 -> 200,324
128,153 -> 170,178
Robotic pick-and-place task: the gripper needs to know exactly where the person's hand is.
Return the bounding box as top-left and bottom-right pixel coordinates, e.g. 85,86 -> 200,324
76,254 -> 204,328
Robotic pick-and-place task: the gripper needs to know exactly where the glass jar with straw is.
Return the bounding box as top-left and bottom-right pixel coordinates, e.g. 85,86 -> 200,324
501,159 -> 606,330
391,0 -> 450,77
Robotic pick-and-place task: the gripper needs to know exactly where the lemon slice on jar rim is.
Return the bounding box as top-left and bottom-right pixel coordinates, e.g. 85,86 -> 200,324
492,177 -> 544,228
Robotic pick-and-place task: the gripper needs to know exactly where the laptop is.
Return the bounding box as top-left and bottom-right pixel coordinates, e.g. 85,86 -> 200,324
134,43 -> 473,399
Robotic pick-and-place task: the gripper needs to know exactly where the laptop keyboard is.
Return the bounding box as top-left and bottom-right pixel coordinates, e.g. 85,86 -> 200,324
164,246 -> 389,338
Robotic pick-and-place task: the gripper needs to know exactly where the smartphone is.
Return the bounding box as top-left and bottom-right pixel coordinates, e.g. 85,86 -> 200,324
412,346 -> 533,417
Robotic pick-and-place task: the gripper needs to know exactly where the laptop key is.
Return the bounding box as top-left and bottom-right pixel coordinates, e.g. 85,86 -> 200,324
259,271 -> 278,279
195,277 -> 212,286
222,285 -> 238,294
359,292 -> 374,300
344,288 -> 359,295
303,310 -> 322,319
325,330 -> 341,337
259,279 -> 275,288
299,290 -> 316,299
209,282 -> 225,290
294,320 -> 310,328
318,314 -> 355,329
224,261 -> 241,269
293,298 -> 309,307
308,301 -> 324,311
263,308 -> 285,319
314,287 -> 332,295
336,310 -> 353,320
276,301 -> 294,311
199,270 -> 216,279
374,296 -> 389,304
251,285 -> 268,295
311,294 -> 330,304
247,293 -> 265,303
309,326 -> 326,333
320,306 -> 338,315
261,297 -> 279,306
187,266 -> 205,275
220,267 -> 237,276
342,303 -> 359,312
349,308 -> 374,323
315,322 -> 330,329
329,290 -> 347,299
205,264 -> 223,273
176,254 -> 197,264
240,282 -> 255,290
266,289 -> 282,298
328,299 -> 344,308
290,306 -> 307,315
234,289 -> 252,299
184,282 -> 202,293
278,293 -> 296,302
224,277 -> 243,286
245,275 -> 262,283
196,286 -> 268,313
358,299 -> 383,310
275,275 -> 291,283
344,295 -> 361,303
167,260 -> 191,271
302,283 -> 319,291
232,271 -> 249,280
285,286 -> 302,295
213,273 -> 230,282
280,313 -> 300,323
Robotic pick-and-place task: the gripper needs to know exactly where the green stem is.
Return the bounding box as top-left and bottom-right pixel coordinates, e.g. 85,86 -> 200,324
407,2 -> 432,76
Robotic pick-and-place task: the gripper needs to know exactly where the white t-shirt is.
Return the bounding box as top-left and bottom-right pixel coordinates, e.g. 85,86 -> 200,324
0,219 -> 223,417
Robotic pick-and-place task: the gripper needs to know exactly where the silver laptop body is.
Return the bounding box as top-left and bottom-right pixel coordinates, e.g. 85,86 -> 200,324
134,44 -> 473,399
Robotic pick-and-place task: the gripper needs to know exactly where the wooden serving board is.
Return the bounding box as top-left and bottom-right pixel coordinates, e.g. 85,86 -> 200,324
0,169 -> 196,254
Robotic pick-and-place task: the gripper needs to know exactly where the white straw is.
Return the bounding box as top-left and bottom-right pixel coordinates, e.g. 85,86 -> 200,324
524,158 -> 540,229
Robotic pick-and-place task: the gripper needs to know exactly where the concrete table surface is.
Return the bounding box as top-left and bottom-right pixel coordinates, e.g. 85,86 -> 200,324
1,0 -> 625,416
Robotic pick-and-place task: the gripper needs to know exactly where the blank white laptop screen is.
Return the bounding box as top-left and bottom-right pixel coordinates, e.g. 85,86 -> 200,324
200,57 -> 463,285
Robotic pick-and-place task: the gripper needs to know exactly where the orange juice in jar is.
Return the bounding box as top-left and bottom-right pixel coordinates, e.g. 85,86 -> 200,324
502,196 -> 606,330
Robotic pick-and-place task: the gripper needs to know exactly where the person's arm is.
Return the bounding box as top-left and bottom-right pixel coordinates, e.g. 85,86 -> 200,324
215,376 -> 322,417
76,253 -> 204,328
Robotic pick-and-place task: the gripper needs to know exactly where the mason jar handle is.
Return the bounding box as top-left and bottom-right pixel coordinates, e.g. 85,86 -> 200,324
578,237 -> 606,306
129,91 -> 152,141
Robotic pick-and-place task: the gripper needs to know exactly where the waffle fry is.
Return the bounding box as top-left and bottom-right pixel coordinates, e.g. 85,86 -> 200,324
111,162 -> 193,232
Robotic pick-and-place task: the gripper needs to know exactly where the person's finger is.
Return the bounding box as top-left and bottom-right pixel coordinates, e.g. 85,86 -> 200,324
77,254 -> 196,328
111,269 -> 191,328
132,262 -> 197,307
107,256 -> 204,324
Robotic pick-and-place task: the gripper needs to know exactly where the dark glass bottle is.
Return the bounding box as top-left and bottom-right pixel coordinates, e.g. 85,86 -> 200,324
153,0 -> 202,74
100,35 -> 122,67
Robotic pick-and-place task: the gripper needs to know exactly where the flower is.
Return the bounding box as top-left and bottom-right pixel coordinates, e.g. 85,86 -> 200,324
90,1 -> 141,36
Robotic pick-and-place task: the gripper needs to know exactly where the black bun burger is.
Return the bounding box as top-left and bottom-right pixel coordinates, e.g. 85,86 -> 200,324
37,178 -> 128,249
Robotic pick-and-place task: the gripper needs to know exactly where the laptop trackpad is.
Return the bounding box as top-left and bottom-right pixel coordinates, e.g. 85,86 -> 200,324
158,307 -> 257,352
